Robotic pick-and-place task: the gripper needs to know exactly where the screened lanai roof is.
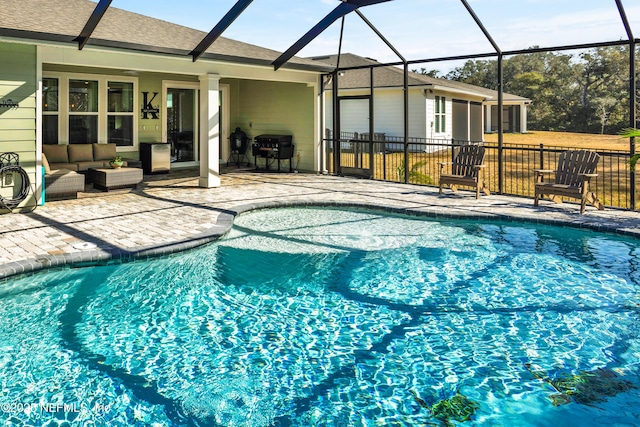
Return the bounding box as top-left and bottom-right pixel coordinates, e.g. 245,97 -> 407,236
0,0 -> 330,71
2,0 -> 637,73
51,0 -> 638,73
309,53 -> 530,103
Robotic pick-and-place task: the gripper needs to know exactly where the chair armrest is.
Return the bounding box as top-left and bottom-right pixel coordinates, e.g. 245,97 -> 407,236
473,164 -> 486,169
534,169 -> 554,183
579,173 -> 598,182
438,161 -> 452,171
534,169 -> 554,178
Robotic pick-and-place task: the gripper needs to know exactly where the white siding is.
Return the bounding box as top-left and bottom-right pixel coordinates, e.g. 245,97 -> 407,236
339,98 -> 369,135
325,88 -> 427,139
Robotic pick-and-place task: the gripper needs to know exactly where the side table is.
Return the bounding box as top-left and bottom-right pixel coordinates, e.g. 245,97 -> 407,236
90,167 -> 143,191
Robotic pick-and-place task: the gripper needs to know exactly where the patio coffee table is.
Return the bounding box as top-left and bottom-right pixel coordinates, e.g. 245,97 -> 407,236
90,167 -> 143,191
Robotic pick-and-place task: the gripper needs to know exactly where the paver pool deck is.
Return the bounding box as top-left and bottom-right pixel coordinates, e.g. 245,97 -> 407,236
2,169 -> 640,280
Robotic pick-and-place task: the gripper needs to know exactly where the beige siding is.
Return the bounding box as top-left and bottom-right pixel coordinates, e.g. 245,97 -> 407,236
235,80 -> 314,171
138,72 -> 198,144
0,42 -> 37,210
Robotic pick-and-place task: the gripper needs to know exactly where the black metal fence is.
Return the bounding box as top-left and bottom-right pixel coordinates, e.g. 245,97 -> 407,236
323,132 -> 639,210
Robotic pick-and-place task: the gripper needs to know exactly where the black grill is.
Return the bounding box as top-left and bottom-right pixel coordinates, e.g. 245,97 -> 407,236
252,134 -> 294,172
227,127 -> 251,167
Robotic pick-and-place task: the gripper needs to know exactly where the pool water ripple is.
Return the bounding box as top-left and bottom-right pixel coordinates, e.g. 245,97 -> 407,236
1,207 -> 640,426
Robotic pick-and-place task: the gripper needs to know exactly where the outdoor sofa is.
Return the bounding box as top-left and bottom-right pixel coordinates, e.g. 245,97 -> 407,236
41,143 -> 129,199
42,143 -> 127,172
41,154 -> 85,199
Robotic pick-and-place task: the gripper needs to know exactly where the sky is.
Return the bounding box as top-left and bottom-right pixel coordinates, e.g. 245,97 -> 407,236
107,0 -> 640,73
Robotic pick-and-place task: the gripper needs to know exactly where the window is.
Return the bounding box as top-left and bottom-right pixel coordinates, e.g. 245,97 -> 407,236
42,73 -> 138,150
435,96 -> 446,133
42,78 -> 59,145
69,80 -> 98,144
107,82 -> 134,146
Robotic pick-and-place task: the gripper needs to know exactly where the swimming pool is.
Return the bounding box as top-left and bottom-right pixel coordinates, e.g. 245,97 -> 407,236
1,206 -> 639,426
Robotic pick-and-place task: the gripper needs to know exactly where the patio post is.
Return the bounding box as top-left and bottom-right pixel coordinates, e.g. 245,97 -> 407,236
615,0 -> 635,209
198,74 -> 221,188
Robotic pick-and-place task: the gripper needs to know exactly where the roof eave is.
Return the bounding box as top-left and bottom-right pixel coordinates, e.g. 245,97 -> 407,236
429,84 -> 491,99
0,27 -> 75,44
483,98 -> 531,104
0,28 -> 332,73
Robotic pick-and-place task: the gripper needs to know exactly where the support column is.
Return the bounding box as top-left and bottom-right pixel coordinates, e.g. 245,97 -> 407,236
199,74 -> 221,188
521,103 -> 528,133
36,47 -> 43,205
485,105 -> 492,133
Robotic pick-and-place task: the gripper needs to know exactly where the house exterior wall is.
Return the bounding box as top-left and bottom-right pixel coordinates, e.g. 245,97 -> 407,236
35,43 -> 321,178
425,91 -> 452,141
325,88 -> 427,140
325,88 -> 465,142
139,72 -> 198,145
375,89 -> 427,140
41,66 -> 205,160
0,41 -> 39,209
235,79 -> 316,172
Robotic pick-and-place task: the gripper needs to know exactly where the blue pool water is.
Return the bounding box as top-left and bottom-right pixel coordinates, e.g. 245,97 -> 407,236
1,207 -> 640,426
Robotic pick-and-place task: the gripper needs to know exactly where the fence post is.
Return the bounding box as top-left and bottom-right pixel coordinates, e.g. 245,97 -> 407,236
382,135 -> 387,181
539,143 -> 544,170
451,138 -> 456,163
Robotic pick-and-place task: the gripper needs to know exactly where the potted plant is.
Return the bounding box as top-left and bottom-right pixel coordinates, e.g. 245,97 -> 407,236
109,155 -> 123,169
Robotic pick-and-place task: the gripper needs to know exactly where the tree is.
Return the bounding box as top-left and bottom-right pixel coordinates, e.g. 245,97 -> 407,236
445,59 -> 497,89
441,46 -> 637,134
572,47 -> 629,133
413,68 -> 443,78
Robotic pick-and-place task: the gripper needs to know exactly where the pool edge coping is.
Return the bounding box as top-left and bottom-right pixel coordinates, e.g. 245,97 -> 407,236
1,200 -> 639,281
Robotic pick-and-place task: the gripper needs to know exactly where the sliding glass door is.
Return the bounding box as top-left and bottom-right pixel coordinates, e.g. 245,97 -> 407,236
166,86 -> 197,165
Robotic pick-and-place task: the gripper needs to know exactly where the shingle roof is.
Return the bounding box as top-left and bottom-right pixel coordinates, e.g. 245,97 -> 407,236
0,0 -> 330,71
309,53 -> 530,102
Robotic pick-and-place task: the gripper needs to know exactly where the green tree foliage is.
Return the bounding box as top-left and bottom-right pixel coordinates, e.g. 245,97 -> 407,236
413,67 -> 443,78
445,59 -> 497,89
436,46 -> 639,134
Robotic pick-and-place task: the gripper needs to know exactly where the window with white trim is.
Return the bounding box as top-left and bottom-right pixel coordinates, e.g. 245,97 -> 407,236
42,73 -> 138,150
107,81 -> 134,146
69,79 -> 98,144
435,96 -> 445,133
42,77 -> 59,145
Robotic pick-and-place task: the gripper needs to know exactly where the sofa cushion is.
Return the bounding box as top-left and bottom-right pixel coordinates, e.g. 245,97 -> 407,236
43,144 -> 69,164
42,153 -> 51,174
68,144 -> 94,163
76,161 -> 108,172
93,143 -> 117,161
49,162 -> 80,172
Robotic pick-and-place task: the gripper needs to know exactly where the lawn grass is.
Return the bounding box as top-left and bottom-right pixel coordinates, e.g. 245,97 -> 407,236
484,131 -> 631,151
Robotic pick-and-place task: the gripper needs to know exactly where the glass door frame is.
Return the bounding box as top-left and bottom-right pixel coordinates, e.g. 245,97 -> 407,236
219,83 -> 230,166
337,94 -> 374,178
162,81 -> 199,168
